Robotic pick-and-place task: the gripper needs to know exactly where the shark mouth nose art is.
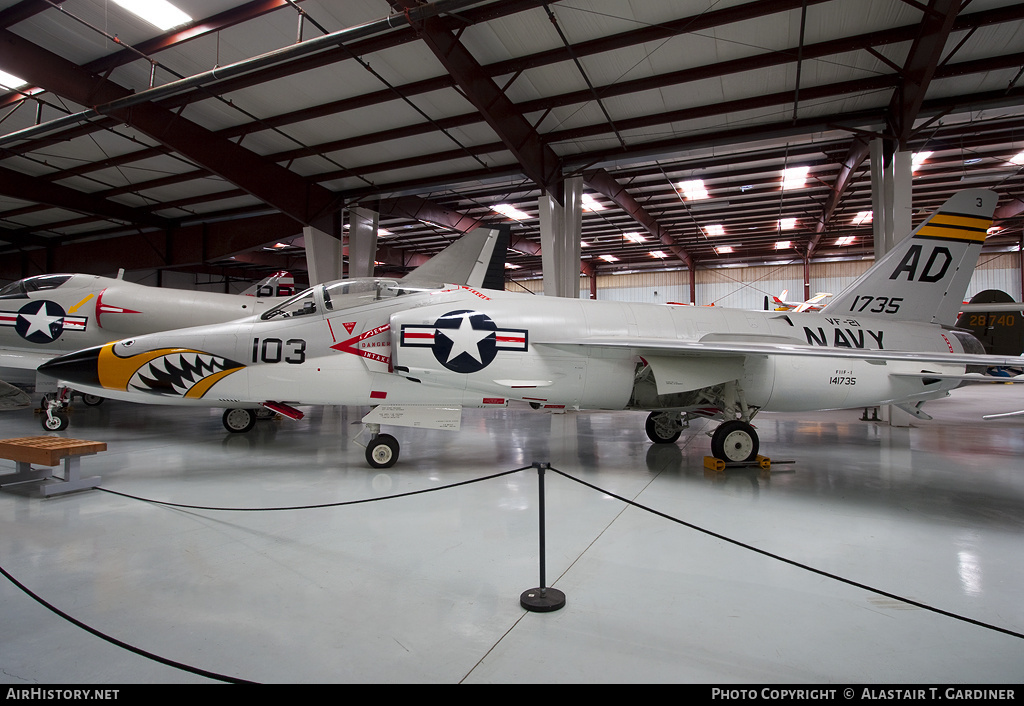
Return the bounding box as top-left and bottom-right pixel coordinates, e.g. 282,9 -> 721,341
46,343 -> 250,399
126,349 -> 244,398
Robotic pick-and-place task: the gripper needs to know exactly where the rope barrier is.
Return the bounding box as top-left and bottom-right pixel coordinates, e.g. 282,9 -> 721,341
3,460 -> 1020,686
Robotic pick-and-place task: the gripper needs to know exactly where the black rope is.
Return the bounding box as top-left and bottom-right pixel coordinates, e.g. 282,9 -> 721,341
95,466 -> 530,511
0,466 -> 529,683
546,465 -> 1024,642
0,562 -> 255,684
5,460 -> 1019,688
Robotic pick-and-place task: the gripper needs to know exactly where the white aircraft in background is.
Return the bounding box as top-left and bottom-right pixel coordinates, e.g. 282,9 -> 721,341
39,190 -> 1023,468
767,289 -> 833,312
0,270 -> 294,425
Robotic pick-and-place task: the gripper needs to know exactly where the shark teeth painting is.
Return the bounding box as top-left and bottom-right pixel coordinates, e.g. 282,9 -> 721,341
128,350 -> 244,398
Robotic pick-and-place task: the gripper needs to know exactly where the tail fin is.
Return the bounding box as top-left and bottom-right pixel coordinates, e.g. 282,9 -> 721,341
822,189 -> 996,325
400,227 -> 503,289
243,270 -> 295,298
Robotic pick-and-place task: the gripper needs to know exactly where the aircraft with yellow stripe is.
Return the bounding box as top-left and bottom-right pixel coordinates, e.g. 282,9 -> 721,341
39,190 -> 1023,467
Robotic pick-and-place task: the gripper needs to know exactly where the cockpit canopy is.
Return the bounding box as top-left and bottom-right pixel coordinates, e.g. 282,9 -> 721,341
260,278 -> 439,320
0,274 -> 73,299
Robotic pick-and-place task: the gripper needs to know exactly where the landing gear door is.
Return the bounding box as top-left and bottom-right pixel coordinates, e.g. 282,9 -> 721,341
643,354 -> 745,394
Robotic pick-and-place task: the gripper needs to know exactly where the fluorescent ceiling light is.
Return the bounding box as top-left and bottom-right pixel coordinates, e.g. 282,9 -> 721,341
624,232 -> 646,243
492,204 -> 531,220
112,0 -> 192,30
912,151 -> 932,171
0,70 -> 27,90
715,245 -> 733,254
650,250 -> 668,259
852,211 -> 872,225
504,262 -> 521,269
774,240 -> 791,250
782,166 -> 809,190
835,236 -> 856,246
1009,150 -> 1024,166
778,218 -> 797,230
678,179 -> 709,200
581,194 -> 605,211
600,254 -> 618,262
703,224 -> 725,236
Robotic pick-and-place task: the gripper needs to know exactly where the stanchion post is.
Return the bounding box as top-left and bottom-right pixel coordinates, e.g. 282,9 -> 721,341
520,462 -> 566,612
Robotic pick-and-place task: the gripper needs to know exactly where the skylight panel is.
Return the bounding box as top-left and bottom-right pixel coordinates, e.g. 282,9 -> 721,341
0,70 -> 26,90
112,0 -> 192,30
492,204 -> 531,220
678,179 -> 709,200
782,166 -> 809,190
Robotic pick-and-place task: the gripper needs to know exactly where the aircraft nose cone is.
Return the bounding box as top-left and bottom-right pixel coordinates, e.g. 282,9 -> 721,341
37,346 -> 102,387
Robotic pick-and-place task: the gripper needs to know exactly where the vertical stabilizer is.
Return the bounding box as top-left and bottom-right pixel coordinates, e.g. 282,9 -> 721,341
822,189 -> 996,325
400,227 -> 502,288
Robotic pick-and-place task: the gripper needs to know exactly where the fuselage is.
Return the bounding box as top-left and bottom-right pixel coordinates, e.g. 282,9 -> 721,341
38,280 -> 976,416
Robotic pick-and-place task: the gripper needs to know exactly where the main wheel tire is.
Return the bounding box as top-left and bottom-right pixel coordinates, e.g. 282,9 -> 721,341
645,411 -> 682,444
711,420 -> 759,463
365,433 -> 399,469
81,394 -> 104,406
42,411 -> 69,431
222,408 -> 257,433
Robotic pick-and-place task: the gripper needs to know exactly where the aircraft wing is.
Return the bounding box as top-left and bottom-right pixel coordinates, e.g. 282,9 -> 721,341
0,348 -> 54,371
534,333 -> 1024,369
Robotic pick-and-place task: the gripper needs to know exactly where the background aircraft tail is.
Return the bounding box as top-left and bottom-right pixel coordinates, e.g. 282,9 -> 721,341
822,189 -> 996,325
243,271 -> 295,298
955,289 -> 1024,356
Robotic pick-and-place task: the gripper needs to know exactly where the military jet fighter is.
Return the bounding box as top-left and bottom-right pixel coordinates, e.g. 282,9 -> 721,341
39,190 -> 1022,468
0,270 -> 293,426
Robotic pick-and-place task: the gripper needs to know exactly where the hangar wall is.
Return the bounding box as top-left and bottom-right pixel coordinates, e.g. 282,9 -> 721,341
511,256 -> 1023,309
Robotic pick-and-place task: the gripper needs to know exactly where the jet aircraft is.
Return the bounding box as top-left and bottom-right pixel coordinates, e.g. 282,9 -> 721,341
39,190 -> 1023,468
0,270 -> 293,427
766,289 -> 833,312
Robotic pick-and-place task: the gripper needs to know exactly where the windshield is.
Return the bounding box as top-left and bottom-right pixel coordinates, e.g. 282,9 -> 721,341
0,274 -> 72,298
260,278 -> 436,320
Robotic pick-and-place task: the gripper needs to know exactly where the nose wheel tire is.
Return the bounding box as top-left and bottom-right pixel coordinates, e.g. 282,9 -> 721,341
711,420 -> 759,463
222,408 -> 257,433
42,411 -> 69,431
365,434 -> 399,469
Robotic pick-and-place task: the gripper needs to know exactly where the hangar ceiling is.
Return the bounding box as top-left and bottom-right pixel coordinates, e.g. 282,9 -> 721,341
0,0 -> 1022,288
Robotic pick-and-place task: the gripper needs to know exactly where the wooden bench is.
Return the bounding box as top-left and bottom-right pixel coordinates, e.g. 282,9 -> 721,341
0,436 -> 105,496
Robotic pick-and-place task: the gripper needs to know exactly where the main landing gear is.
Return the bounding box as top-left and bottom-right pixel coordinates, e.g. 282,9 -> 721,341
646,411 -> 760,463
221,407 -> 282,433
644,382 -> 760,463
710,419 -> 759,463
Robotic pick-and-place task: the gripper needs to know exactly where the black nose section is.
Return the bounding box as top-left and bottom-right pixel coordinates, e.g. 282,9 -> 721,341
37,346 -> 102,386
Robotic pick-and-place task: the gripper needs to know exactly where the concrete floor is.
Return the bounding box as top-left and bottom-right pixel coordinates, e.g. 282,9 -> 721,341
1,384 -> 1022,684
